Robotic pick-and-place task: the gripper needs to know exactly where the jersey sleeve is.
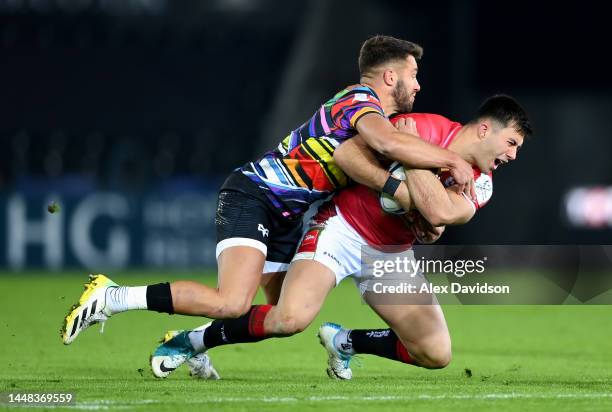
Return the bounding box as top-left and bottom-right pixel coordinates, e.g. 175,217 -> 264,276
390,113 -> 463,147
331,88 -> 385,130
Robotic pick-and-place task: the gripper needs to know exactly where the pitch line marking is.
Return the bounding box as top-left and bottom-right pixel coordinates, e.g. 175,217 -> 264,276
42,393 -> 612,409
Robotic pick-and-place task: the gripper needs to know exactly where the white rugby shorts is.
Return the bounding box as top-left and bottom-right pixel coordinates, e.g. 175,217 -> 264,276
292,207 -> 370,285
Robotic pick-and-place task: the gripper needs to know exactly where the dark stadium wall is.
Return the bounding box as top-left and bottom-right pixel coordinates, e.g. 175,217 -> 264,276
0,0 -> 611,271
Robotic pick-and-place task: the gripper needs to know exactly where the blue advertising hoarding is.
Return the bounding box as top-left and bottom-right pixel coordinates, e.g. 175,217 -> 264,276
0,189 -> 219,270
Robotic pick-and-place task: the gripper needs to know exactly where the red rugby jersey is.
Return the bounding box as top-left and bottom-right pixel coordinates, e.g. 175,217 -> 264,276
333,113 -> 493,247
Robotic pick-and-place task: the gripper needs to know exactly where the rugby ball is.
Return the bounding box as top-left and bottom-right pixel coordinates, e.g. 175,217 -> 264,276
379,161 -> 406,214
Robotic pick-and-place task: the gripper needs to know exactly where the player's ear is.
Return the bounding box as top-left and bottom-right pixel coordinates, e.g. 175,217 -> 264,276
382,68 -> 395,87
477,122 -> 490,140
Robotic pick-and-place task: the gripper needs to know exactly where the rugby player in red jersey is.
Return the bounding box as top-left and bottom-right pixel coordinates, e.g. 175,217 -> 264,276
153,95 -> 531,379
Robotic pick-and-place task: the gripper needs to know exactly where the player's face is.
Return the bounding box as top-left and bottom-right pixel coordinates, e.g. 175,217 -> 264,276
478,123 -> 524,173
392,56 -> 420,113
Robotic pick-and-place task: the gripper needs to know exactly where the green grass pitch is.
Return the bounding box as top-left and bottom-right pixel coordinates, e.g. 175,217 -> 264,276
1,271 -> 611,411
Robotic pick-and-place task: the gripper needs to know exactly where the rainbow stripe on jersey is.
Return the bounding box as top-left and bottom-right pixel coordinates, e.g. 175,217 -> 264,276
241,84 -> 384,218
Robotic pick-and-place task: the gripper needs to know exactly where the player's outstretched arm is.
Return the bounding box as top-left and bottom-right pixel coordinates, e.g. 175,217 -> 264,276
332,136 -> 472,225
405,169 -> 475,226
354,113 -> 475,198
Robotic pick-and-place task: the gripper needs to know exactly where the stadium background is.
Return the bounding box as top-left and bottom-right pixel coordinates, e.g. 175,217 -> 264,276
1,2 -> 612,411
1,0 -> 611,271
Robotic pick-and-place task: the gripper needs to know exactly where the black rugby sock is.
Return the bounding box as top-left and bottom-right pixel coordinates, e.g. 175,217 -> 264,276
203,305 -> 272,349
145,283 -> 174,314
349,328 -> 414,364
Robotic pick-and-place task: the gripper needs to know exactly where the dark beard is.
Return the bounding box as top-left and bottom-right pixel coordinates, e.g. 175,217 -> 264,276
392,79 -> 413,113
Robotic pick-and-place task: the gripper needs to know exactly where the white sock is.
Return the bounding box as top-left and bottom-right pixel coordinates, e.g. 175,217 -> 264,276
188,322 -> 211,353
106,286 -> 148,314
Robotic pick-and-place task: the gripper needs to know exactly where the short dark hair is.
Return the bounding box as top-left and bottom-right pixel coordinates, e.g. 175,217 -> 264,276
358,35 -> 423,76
475,94 -> 533,137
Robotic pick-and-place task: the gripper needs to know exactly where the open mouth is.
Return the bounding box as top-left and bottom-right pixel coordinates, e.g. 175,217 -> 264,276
493,158 -> 504,170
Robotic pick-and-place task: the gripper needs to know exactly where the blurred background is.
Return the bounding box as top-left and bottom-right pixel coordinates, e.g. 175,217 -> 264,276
1,0 -> 610,271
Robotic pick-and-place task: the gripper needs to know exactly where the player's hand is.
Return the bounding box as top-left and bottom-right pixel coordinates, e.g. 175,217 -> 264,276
448,156 -> 476,201
393,117 -> 420,137
407,211 -> 445,244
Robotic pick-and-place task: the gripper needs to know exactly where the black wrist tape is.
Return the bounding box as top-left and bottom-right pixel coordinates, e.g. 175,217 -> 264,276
382,175 -> 402,197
